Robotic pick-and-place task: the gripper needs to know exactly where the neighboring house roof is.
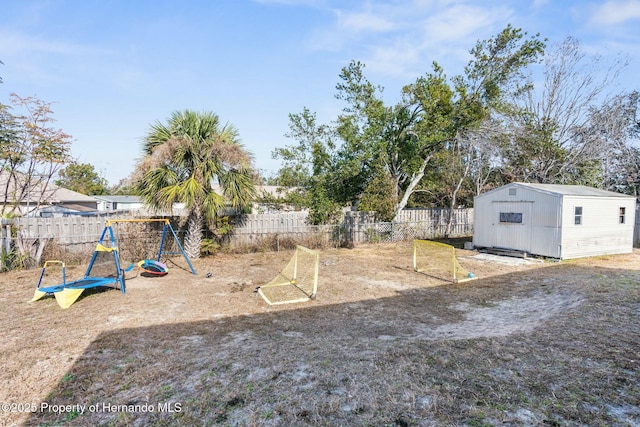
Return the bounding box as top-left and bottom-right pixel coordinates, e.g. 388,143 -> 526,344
209,184 -> 298,199
480,182 -> 634,199
0,171 -> 97,205
94,195 -> 142,203
47,186 -> 97,204
0,172 -> 96,210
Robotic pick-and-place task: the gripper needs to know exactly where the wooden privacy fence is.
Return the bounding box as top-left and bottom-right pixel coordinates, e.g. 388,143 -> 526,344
351,208 -> 475,243
219,208 -> 474,248
228,212 -> 341,250
1,208 -> 476,264
15,216 -> 108,246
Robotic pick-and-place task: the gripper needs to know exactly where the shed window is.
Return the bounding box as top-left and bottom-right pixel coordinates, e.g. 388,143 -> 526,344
508,188 -> 517,197
619,207 -> 626,224
500,212 -> 523,223
574,206 -> 582,225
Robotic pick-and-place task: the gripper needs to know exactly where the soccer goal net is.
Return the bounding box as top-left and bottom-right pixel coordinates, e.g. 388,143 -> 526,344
413,240 -> 476,283
258,246 -> 319,305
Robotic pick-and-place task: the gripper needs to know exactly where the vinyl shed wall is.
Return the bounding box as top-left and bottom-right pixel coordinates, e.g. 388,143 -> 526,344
473,184 -> 634,259
559,196 -> 634,259
473,185 -> 563,258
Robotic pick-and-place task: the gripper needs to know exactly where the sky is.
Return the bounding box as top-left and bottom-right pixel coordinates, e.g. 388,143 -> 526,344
1,0 -> 639,187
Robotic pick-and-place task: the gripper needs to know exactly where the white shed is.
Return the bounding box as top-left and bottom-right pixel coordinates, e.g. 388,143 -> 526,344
473,183 -> 636,259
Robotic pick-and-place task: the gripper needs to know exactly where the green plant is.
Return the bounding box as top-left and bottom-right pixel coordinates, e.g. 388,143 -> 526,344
0,248 -> 31,272
62,373 -> 76,383
201,238 -> 220,256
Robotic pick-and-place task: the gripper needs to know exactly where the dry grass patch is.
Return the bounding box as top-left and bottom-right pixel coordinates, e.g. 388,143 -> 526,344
0,243 -> 638,426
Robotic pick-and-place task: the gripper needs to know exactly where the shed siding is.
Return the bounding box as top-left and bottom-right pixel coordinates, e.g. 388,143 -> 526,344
473,183 -> 635,259
473,185 -> 563,257
560,196 -> 634,259
527,191 -> 563,257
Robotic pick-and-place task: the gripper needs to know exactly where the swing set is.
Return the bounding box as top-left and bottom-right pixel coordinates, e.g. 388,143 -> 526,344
31,218 -> 196,309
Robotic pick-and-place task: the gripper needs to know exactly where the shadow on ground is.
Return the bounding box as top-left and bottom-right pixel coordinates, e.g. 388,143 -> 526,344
22,264 -> 640,426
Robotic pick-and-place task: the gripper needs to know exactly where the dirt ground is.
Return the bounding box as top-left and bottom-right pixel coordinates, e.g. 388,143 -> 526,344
1,242 -> 639,426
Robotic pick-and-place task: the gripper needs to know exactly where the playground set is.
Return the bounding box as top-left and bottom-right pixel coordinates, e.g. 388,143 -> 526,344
31,231 -> 475,309
31,219 -> 195,309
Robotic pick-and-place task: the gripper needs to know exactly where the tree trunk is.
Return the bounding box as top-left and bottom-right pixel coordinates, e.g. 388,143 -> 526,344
392,155 -> 432,221
446,160 -> 471,237
184,212 -> 203,259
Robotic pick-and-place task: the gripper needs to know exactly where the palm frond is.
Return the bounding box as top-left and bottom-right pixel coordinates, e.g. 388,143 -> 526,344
137,109 -> 256,222
202,190 -> 226,219
179,176 -> 206,207
219,168 -> 257,208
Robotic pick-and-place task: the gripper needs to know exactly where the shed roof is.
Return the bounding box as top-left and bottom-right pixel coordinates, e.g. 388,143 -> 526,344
481,183 -> 634,199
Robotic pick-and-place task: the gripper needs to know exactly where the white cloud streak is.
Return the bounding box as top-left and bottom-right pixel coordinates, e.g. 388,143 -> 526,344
589,0 -> 640,25
0,30 -> 104,56
309,1 -> 515,78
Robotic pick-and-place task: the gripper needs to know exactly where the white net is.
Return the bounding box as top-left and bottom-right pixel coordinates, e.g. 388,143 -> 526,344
413,240 -> 476,283
258,246 -> 319,305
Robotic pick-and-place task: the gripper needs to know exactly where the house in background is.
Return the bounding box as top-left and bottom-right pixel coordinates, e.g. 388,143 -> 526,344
250,185 -> 302,213
0,171 -> 97,217
473,182 -> 636,259
94,195 -> 144,212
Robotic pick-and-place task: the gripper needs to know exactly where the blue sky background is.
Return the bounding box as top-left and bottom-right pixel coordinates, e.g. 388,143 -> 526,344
1,0 -> 639,186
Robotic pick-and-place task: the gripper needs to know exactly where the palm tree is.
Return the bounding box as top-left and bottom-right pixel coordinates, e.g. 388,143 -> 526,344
136,110 -> 256,258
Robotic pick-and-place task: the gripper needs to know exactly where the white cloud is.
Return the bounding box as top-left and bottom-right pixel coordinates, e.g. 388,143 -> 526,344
251,0 -> 327,7
531,0 -> 550,7
422,4 -> 508,44
589,0 -> 640,25
311,2 -> 515,78
335,9 -> 396,33
0,30 -> 103,56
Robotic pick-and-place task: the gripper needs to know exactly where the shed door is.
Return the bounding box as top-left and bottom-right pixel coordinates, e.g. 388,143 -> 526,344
491,202 -> 532,252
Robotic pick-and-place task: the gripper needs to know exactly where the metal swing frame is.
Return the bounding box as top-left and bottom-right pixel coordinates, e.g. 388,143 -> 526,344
105,218 -> 196,275
31,218 -> 196,309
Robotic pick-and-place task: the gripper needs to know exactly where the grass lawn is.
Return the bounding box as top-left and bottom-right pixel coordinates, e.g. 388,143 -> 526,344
1,242 -> 639,426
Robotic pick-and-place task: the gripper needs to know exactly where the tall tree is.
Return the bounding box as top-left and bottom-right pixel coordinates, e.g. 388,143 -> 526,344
589,90 -> 640,195
407,25 -> 545,218
0,94 -> 73,217
271,26 -> 544,223
55,162 -> 109,195
336,25 -> 545,219
272,108 -> 342,224
135,110 -> 256,258
500,36 -> 627,184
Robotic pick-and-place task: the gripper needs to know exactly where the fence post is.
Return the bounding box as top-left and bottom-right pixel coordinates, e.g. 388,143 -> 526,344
2,209 -> 475,256
0,219 -> 13,270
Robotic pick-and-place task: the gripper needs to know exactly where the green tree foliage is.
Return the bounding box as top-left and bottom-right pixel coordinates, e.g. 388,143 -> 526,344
134,110 -> 256,258
272,108 -> 342,224
55,163 -> 108,195
272,26 -> 545,223
358,170 -> 397,222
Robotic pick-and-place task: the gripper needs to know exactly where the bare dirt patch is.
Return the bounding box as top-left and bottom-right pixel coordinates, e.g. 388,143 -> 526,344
1,242 -> 639,426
